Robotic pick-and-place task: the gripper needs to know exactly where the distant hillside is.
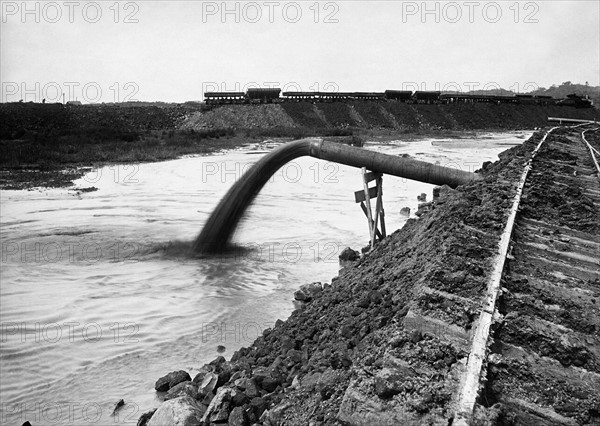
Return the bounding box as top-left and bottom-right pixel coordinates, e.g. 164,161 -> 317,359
456,82 -> 599,108
529,82 -> 600,107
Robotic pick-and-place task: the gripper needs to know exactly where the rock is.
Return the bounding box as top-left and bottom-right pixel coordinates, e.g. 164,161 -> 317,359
246,378 -> 260,397
400,207 -> 411,217
210,356 -> 227,368
339,325 -> 353,338
340,353 -> 352,367
339,247 -> 360,261
294,289 -> 310,301
237,377 -> 259,397
232,391 -> 250,407
249,397 -> 268,417
112,399 -> 125,416
369,290 -> 383,304
261,376 -> 278,392
374,376 -> 402,398
200,392 -> 215,406
165,381 -> 198,401
300,282 -> 323,297
137,409 -> 156,426
230,371 -> 243,382
228,406 -> 248,426
147,396 -> 204,426
410,330 -> 423,343
338,382 -> 417,425
437,185 -> 458,199
294,283 -> 322,302
262,402 -> 291,425
286,349 -> 303,364
192,366 -> 214,386
417,193 -> 427,202
217,369 -> 232,388
291,376 -> 300,389
252,367 -> 272,383
199,372 -> 219,395
301,372 -> 322,390
259,409 -> 270,425
357,295 -> 370,308
280,335 -> 295,351
415,202 -> 432,217
211,401 -> 231,423
155,370 -> 192,392
201,387 -> 234,424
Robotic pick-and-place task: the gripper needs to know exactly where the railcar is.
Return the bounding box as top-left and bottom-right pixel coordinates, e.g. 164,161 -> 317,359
246,88 -> 282,104
202,88 -> 593,109
350,92 -> 386,101
534,95 -> 555,106
384,90 -> 413,102
204,92 -> 246,105
414,91 -> 442,104
282,91 -> 320,102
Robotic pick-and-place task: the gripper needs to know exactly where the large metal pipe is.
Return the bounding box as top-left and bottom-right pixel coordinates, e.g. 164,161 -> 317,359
309,140 -> 479,188
193,139 -> 480,253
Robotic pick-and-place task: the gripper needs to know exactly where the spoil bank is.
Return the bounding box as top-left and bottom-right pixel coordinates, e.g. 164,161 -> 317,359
2,102 -> 597,190
140,131 -> 555,425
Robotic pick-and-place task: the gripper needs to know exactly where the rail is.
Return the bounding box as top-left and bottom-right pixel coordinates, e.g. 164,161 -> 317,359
454,123 -> 600,425
581,128 -> 600,178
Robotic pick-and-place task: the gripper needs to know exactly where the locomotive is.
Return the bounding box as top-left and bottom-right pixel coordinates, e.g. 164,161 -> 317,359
203,88 -> 593,108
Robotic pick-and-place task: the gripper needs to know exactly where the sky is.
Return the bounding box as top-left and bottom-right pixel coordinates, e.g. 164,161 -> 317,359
1,0 -> 599,103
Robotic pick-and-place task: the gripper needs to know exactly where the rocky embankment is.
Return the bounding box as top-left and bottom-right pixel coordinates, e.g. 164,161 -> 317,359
137,132 -> 553,425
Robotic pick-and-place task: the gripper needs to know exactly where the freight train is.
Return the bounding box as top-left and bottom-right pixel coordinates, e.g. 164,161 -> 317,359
204,88 -> 594,108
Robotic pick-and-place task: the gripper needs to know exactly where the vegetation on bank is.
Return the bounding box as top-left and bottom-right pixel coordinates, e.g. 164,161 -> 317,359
0,128 -> 237,168
0,126 -> 361,170
1,98 -> 598,190
0,116 -> 363,189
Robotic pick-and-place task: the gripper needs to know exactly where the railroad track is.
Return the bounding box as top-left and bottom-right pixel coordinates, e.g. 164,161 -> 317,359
455,125 -> 600,425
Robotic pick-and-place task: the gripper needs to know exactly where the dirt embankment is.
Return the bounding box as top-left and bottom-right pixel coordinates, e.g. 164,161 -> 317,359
0,102 -> 191,139
138,133 -> 551,425
182,102 -> 600,131
1,102 -> 597,191
2,101 -> 597,139
0,103 -> 226,190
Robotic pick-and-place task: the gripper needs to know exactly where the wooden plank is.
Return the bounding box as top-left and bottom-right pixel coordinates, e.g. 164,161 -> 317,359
360,202 -> 383,240
372,180 -> 381,244
363,171 -> 382,183
354,186 -> 379,203
376,176 -> 386,237
362,168 -> 375,249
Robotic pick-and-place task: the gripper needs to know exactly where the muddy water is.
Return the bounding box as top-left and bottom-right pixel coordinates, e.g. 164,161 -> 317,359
0,132 -> 528,425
